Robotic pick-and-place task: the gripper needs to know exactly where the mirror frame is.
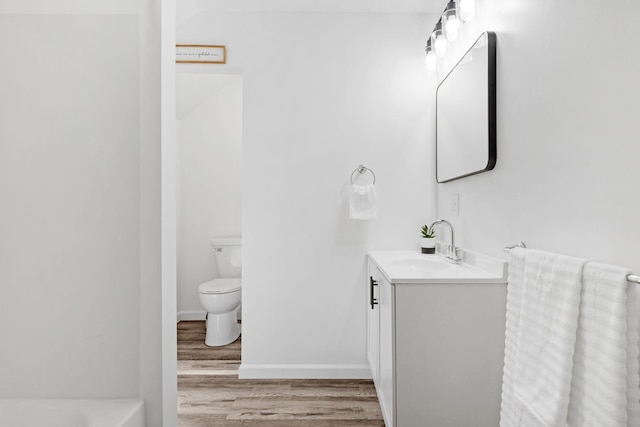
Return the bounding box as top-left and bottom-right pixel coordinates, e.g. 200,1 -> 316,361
436,31 -> 497,183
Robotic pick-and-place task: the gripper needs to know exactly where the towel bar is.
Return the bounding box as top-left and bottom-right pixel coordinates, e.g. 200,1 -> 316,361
503,242 -> 526,251
504,241 -> 640,284
350,164 -> 376,185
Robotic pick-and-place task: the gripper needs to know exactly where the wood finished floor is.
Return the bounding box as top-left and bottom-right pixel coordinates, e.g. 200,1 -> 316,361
177,321 -> 384,426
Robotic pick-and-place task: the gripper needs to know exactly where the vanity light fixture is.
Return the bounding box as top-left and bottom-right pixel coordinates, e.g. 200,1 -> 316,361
425,39 -> 437,72
424,0 -> 478,73
432,20 -> 448,58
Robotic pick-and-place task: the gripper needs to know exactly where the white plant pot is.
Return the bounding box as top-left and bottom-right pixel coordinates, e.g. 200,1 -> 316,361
421,237 -> 436,254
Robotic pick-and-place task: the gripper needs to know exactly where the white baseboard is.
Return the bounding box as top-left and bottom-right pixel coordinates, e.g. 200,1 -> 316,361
177,310 -> 206,322
178,306 -> 242,323
238,363 -> 372,379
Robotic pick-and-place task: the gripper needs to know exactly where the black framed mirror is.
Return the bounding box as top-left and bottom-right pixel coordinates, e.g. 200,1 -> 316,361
436,31 -> 496,183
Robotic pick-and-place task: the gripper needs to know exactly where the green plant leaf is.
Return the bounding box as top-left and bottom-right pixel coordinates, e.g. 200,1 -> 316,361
420,224 -> 435,238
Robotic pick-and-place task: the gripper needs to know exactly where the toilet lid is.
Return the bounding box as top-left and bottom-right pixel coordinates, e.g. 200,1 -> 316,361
199,278 -> 242,294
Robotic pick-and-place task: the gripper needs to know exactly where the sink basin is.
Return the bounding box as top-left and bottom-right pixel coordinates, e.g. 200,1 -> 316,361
367,250 -> 508,284
390,258 -> 449,272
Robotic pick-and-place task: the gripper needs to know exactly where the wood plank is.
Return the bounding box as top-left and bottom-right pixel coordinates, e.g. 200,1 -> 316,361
179,414 -> 384,427
228,395 -> 383,421
178,360 -> 240,376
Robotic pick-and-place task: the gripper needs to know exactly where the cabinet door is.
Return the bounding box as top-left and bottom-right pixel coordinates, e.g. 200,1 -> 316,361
395,283 -> 506,427
366,261 -> 380,384
378,273 -> 394,427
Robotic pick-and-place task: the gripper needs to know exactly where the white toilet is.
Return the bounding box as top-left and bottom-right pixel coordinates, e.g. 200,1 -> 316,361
198,237 -> 242,347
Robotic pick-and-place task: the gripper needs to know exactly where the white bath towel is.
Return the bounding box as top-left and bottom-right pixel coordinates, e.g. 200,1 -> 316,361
349,184 -> 377,220
567,262 -> 640,427
500,248 -> 586,427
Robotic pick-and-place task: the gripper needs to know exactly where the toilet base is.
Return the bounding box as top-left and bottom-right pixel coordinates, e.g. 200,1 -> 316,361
204,311 -> 240,347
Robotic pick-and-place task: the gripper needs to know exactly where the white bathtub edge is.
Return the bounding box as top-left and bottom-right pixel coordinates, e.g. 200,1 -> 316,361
0,398 -> 145,427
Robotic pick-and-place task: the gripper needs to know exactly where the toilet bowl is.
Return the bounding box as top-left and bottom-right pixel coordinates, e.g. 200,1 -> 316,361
198,278 -> 241,346
198,237 -> 242,347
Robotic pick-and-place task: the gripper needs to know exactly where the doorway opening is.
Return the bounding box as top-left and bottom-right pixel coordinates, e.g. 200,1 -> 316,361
175,72 -> 243,381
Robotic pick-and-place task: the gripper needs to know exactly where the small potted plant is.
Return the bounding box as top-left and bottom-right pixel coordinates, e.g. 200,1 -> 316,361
420,225 -> 436,254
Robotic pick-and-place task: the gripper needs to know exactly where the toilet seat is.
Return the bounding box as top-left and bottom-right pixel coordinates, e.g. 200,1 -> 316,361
199,278 -> 242,294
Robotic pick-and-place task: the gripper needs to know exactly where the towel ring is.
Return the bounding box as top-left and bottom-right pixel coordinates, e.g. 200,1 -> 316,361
350,164 -> 376,185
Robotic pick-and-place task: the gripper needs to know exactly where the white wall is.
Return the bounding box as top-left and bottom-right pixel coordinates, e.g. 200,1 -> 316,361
0,12 -> 140,398
433,0 -> 640,275
177,74 -> 243,316
0,2 -> 168,425
178,11 -> 437,377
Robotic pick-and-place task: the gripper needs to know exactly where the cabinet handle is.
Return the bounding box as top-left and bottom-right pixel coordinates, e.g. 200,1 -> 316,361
370,276 -> 378,309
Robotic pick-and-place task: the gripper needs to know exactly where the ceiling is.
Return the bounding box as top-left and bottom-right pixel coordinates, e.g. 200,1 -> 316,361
190,0 -> 445,14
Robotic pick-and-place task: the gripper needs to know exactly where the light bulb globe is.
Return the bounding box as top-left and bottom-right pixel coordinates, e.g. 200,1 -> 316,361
425,52 -> 437,72
459,0 -> 476,21
434,36 -> 448,58
445,17 -> 460,42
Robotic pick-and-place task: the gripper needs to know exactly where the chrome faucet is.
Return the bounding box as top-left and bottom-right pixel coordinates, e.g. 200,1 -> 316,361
429,219 -> 461,263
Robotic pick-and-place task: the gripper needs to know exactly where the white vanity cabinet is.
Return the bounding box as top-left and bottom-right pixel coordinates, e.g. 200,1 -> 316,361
367,252 -> 508,427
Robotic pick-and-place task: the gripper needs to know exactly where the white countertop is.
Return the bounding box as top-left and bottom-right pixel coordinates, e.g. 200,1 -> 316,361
367,250 -> 508,285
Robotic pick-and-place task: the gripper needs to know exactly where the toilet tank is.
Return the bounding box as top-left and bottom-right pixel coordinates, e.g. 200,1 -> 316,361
211,237 -> 242,278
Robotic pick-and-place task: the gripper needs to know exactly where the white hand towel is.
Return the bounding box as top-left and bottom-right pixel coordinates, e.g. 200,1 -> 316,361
349,184 -> 377,220
500,248 -> 586,427
567,262 -> 640,427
